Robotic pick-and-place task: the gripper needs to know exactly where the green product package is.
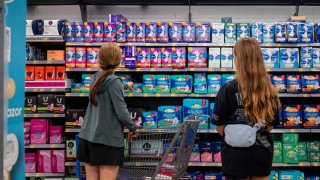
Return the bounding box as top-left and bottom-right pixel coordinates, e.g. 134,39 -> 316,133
308,152 -> 320,162
298,142 -> 308,161
273,141 -> 283,163
224,23 -> 237,43
142,74 -> 156,93
283,144 -> 299,163
307,141 -> 319,153
282,133 -> 299,144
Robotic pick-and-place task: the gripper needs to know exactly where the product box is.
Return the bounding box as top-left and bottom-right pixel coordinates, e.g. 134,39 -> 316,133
221,48 -> 233,68
52,150 -> 65,173
157,106 -> 182,128
282,144 -> 299,163
155,75 -> 170,94
251,22 -> 263,43
309,152 -> 320,162
124,57 -> 136,69
25,96 -> 37,113
161,47 -> 172,68
38,150 -> 52,173
156,22 -> 169,43
209,103 -> 216,129
37,94 -> 54,113
307,141 -> 319,152
300,47 -> 313,68
273,141 -> 283,163
263,23 -> 275,43
209,48 -> 221,68
73,22 -> 83,42
286,22 -> 298,43
45,66 -> 55,81
282,133 -> 299,144
272,75 -> 287,93
182,22 -> 196,43
117,74 -> 132,83
302,75 -> 319,94
183,99 -> 209,128
145,22 -> 157,43
236,23 -> 251,41
221,74 -> 235,85
196,22 -> 211,43
190,144 -> 201,162
136,47 -> 150,68
270,171 -> 279,180
43,19 -> 64,36
171,47 -> 186,69
35,66 -> 45,81
131,83 -> 142,93
211,23 -> 225,44
31,119 -> 48,144
135,22 -> 145,42
200,142 -> 213,162
66,139 -> 77,158
47,50 -> 65,61
81,22 -> 93,42
86,47 -> 99,68
286,75 -> 301,94
75,47 -> 87,68
188,47 -> 207,68
53,95 -> 65,114
275,22 -> 287,43
62,21 -> 73,42
93,22 -> 104,42
283,105 -> 302,128
26,20 -> 33,36
262,48 -> 280,68
126,22 -> 136,42
298,22 -> 314,43
279,171 -> 304,180
298,142 -> 308,161
170,75 -> 193,94
103,22 -> 116,42
168,22 -> 182,42
188,172 -> 204,180
312,48 -> 320,68
194,73 -> 207,82
150,48 -> 161,68
26,66 -> 35,81
50,126 -> 65,144
194,81 -> 207,94
303,105 -> 320,128
208,74 -> 221,94
142,74 -> 155,93
66,47 -> 76,68
142,111 -> 157,129
56,66 -> 65,80
66,109 -> 86,127
116,22 -> 126,42
225,23 -> 237,43
25,152 -> 37,173
280,48 -> 299,68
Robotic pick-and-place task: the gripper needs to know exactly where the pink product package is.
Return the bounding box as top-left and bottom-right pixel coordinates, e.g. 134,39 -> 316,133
50,126 -> 65,144
126,22 -> 136,42
214,152 -> 222,163
136,47 -> 150,68
150,48 -> 162,68
201,152 -> 213,163
24,122 -> 31,146
188,47 -> 207,68
82,22 -> 94,42
76,47 -> 87,68
93,22 -> 104,42
161,48 -> 172,68
171,47 -> 186,69
25,152 -> 37,173
73,22 -> 84,42
189,153 -> 201,162
65,47 -> 76,68
31,119 -> 48,144
38,150 -> 52,173
103,22 -> 116,42
52,150 -> 65,173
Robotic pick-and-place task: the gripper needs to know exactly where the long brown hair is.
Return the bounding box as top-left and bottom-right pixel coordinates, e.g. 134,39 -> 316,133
89,43 -> 122,106
234,38 -> 279,125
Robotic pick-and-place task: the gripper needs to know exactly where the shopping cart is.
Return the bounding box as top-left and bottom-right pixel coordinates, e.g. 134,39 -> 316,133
118,117 -> 201,180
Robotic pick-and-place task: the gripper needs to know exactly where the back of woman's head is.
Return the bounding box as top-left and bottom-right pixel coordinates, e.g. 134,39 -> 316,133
234,38 -> 279,125
89,43 -> 122,106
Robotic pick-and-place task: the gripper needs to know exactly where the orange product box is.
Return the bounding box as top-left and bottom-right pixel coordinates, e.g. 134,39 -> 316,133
26,66 -> 35,81
35,66 -> 45,81
45,66 -> 56,81
56,66 -> 65,80
47,50 -> 65,61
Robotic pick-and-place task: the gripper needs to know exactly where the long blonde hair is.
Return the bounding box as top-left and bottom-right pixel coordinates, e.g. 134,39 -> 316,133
234,38 -> 279,125
89,43 -> 122,106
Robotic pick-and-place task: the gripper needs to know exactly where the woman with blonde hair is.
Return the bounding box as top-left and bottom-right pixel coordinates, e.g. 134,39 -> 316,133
212,38 -> 280,180
78,43 -> 138,180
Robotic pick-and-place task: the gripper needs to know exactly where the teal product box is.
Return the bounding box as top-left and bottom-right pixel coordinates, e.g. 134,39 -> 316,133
307,141 -> 319,152
71,83 -> 82,93
280,48 -> 299,68
155,75 -> 170,94
142,74 -> 156,93
81,74 -> 92,85
208,74 -> 221,94
236,23 -> 251,41
298,22 -> 314,43
251,22 -> 263,43
224,23 -> 236,43
208,48 -> 221,68
312,48 -> 320,68
273,141 -> 283,163
117,74 -> 132,83
221,74 -> 235,85
263,23 -> 275,43
221,48 -> 233,68
261,48 -> 280,68
282,133 -> 299,144
132,83 -> 142,93
279,171 -> 304,180
157,106 -> 182,128
300,47 -> 313,68
170,75 -> 193,94
302,105 -> 320,128
142,111 -> 157,129
211,23 -> 225,43
209,103 -> 216,129
286,75 -> 301,94
270,171 -> 279,180
283,104 -> 302,128
194,73 -> 207,94
194,73 -> 206,82
275,22 -> 287,43
302,75 -> 319,94
309,152 -> 320,162
298,142 -> 308,161
286,22 -> 298,43
282,144 -> 299,164
183,99 -> 209,128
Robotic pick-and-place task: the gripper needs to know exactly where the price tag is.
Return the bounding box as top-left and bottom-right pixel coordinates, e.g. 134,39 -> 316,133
30,145 -> 35,148
218,43 -> 223,46
128,43 -> 133,46
171,94 -> 176,97
136,68 -> 141,72
298,162 -> 305,166
36,173 -> 41,177
202,162 -> 207,166
51,89 -> 57,92
195,94 -> 200,97
312,163 -> 319,166
218,163 -> 222,166
143,94 -> 149,97
172,43 -> 177,46
290,129 -> 296,133
188,162 -> 193,166
125,68 -> 130,72
33,61 -> 38,64
136,162 -> 141,166
80,93 -> 87,97
34,114 -> 40,118
173,69 -> 178,72
208,68 -> 214,72
221,68 -> 227,72
128,93 -> 134,97
298,68 -> 304,72
43,38 -> 48,41
47,60 -> 52,64
156,94 -> 161,97
151,68 -> 156,72
66,93 -> 70,97
51,144 -> 57,148
311,68 -> 318,72
66,43 -> 71,46
53,114 -> 59,117
146,43 -> 151,46
276,44 -> 281,47
284,163 -> 288,167
65,129 -> 71,133
211,94 -> 216,97
87,68 -> 92,72
85,43 -> 90,46
32,89 -> 37,92
65,68 -> 70,71
266,68 -> 271,72
302,94 -> 309,97
233,68 -> 236,71
190,68 -> 196,71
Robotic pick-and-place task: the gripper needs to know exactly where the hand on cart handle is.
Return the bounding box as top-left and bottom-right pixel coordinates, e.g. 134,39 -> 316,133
128,131 -> 139,141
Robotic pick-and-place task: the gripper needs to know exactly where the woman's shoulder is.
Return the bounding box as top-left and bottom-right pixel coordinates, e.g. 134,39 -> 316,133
220,79 -> 238,94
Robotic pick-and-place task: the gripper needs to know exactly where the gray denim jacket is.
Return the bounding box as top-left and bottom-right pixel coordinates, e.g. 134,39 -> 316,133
79,72 -> 138,147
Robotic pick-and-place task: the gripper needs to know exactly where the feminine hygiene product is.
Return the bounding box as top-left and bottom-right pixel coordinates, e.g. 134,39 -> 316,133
236,23 -> 250,41
286,75 -> 302,94
156,22 -> 169,43
169,22 -> 182,42
280,48 -> 299,68
273,141 -> 283,163
82,22 -> 94,42
221,74 -> 235,85
142,74 -> 155,93
220,48 -> 233,68
73,22 -> 83,42
135,22 -> 146,42
65,47 -> 76,68
86,47 -> 99,68
189,144 -> 201,162
279,171 -> 304,180
50,126 -> 64,144
286,22 -> 298,43
261,48 -> 280,68
301,74 -> 319,94
75,47 -> 87,68
150,48 -> 162,68
25,152 -> 37,173
116,22 -> 126,42
211,23 -> 225,44
263,23 -> 275,43
161,48 -> 172,68
251,22 -> 263,43
103,22 -> 116,42
157,106 -> 182,128
298,22 -> 314,43
271,75 -> 286,93
142,111 -> 157,129
52,150 -> 65,173
209,103 -> 216,129
224,23 -> 236,43
282,144 -> 299,163
93,22 -> 104,42
201,142 -> 213,162
282,133 -> 299,145
38,150 -> 52,173
182,22 -> 196,43
209,48 -> 221,68
31,119 -> 48,144
298,142 -> 308,161
204,172 -> 223,180
300,47 -> 313,68
126,22 -> 136,42
170,75 -> 193,94
136,47 -> 150,68
283,104 -> 302,128
194,73 -> 207,94
302,105 -> 320,128
196,22 -> 211,43
275,22 -> 287,43
171,47 -> 186,69
312,48 -> 320,68
188,47 -> 207,68
155,75 -> 170,94
183,99 -> 209,128
145,22 -> 157,43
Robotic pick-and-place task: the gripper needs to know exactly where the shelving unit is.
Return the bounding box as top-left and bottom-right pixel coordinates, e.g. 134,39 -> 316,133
24,113 -> 65,118
25,144 -> 65,149
25,88 -> 66,92
25,173 -> 65,177
25,60 -> 66,65
26,36 -> 64,43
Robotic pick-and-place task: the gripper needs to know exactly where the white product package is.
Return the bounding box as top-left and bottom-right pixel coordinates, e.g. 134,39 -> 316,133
44,20 -> 60,36
209,48 -> 221,68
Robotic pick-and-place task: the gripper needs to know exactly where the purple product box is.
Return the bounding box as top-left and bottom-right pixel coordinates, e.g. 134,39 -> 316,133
82,22 -> 94,42
196,22 -> 211,43
182,22 -> 196,43
93,22 -> 104,42
161,47 -> 172,68
136,47 -> 150,68
136,22 -> 146,42
108,14 -> 128,23
145,22 -> 157,43
156,22 -> 169,43
73,22 -> 84,42
126,22 -> 136,42
150,48 -> 162,68
103,22 -> 116,42
116,22 -> 126,43
172,47 -> 186,69
169,22 -> 183,42
63,22 -> 74,42
125,57 -> 136,69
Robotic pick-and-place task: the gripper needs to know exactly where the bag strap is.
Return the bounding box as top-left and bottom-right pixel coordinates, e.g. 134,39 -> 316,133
252,122 -> 264,133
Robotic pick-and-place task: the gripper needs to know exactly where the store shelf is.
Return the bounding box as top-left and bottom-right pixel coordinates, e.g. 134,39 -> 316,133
188,162 -> 222,167
65,162 -> 85,167
25,88 -> 66,92
271,129 -> 311,133
311,162 -> 320,167
188,162 -> 314,167
24,113 -> 65,118
25,173 -> 65,177
311,129 -> 320,133
65,42 -> 188,47
65,128 -> 81,133
25,60 -> 66,65
65,93 -> 89,97
272,162 -> 311,167
25,144 -> 65,149
26,36 -> 64,42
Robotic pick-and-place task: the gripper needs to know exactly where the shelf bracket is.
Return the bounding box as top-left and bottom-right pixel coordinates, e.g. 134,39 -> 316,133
294,0 -> 302,16
188,0 -> 192,22
79,3 -> 87,22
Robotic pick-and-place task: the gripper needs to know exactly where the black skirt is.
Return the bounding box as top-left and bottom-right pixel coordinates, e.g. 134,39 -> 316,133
77,138 -> 124,166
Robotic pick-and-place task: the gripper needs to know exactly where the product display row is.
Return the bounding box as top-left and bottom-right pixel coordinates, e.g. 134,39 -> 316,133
26,66 -> 66,81
26,45 -> 65,61
25,150 -> 65,173
25,95 -> 65,114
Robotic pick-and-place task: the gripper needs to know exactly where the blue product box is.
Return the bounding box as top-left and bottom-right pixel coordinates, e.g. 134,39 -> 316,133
200,142 -> 213,162
196,22 -> 211,43
194,82 -> 207,94
155,75 -> 170,94
221,74 -> 235,85
269,171 -> 279,180
82,22 -> 94,42
236,23 -> 251,41
168,22 -> 183,42
209,48 -> 221,68
204,172 -> 223,180
302,74 -> 319,94
272,75 -> 287,93
188,171 -> 204,180
207,74 -> 221,94
81,74 -> 92,85
262,48 -> 280,68
103,22 -> 116,42
263,23 -> 275,43
117,74 -> 132,83
312,48 -> 320,68
211,23 -> 225,43
214,141 -> 223,154
279,48 -> 299,68
183,99 -> 209,128
126,22 -> 136,42
286,22 -> 298,43
132,83 -> 142,93
170,75 -> 193,94
298,22 -> 314,43
182,22 -> 196,43
302,105 -> 320,128
209,103 -> 216,129
194,73 -> 207,82
251,22 -> 263,43
116,22 -> 126,43
300,47 -> 313,68
142,111 -> 157,129
279,171 -> 304,180
142,74 -> 155,93
157,106 -> 182,128
156,22 -> 169,43
190,143 -> 201,162
283,104 -> 302,128
315,23 -> 320,43
286,75 -> 302,94
275,22 -> 287,43
225,23 -> 237,43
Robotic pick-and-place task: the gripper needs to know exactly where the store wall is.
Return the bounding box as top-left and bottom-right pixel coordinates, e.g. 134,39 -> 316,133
27,5 -> 320,22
